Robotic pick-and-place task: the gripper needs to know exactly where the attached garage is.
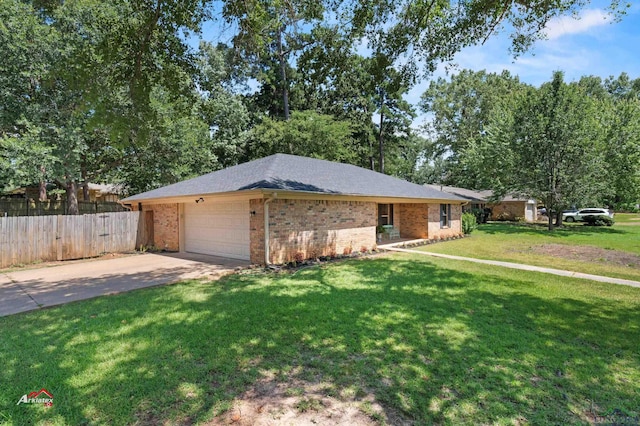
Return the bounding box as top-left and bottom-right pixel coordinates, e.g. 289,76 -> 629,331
184,200 -> 250,260
122,154 -> 465,265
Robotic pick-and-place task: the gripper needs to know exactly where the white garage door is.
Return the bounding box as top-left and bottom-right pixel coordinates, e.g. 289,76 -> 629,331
525,203 -> 535,222
184,200 -> 250,260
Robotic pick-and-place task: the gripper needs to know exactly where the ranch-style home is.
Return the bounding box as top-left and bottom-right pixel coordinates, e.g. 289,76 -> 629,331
426,184 -> 538,223
121,154 -> 465,265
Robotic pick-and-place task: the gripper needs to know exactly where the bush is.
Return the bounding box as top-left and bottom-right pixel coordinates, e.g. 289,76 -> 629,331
583,215 -> 615,227
612,202 -> 639,213
462,212 -> 478,234
470,208 -> 490,223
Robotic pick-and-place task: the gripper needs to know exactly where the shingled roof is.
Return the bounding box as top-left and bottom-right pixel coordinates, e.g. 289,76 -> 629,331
123,154 -> 464,202
425,184 -> 534,203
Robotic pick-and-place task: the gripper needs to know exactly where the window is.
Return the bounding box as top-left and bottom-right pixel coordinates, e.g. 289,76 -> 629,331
378,204 -> 394,226
440,204 -> 451,228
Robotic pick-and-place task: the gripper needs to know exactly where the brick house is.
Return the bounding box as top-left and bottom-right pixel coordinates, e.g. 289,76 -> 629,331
426,184 -> 538,222
121,154 -> 465,265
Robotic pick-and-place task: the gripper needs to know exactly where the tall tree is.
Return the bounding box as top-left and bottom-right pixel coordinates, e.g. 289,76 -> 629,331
223,0 -> 323,120
601,97 -> 640,209
341,0 -> 627,76
370,53 -> 416,174
1,0 -> 213,210
196,42 -> 251,168
488,72 -> 609,229
420,69 -> 526,188
245,110 -> 357,163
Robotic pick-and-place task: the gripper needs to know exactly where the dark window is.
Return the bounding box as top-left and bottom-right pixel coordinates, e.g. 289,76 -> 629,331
378,204 -> 394,226
440,204 -> 451,228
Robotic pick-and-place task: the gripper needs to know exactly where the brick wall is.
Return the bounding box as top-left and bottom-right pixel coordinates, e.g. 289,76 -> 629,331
427,203 -> 462,239
393,203 -> 402,231
142,203 -> 179,251
489,201 -> 525,221
264,199 -> 376,264
249,199 -> 265,264
398,204 -> 429,239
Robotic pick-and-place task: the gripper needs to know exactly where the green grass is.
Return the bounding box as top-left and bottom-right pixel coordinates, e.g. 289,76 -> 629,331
1,255 -> 639,425
419,216 -> 640,281
614,212 -> 640,224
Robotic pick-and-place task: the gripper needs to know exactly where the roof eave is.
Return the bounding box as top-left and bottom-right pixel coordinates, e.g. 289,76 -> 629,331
122,188 -> 465,205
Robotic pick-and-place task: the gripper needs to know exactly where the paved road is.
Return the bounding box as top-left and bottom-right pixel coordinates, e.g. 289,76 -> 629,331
0,253 -> 247,317
385,246 -> 640,288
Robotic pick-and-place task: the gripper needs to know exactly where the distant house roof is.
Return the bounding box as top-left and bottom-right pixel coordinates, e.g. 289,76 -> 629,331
123,154 -> 465,203
425,185 -> 534,203
86,183 -> 124,195
425,185 -> 486,203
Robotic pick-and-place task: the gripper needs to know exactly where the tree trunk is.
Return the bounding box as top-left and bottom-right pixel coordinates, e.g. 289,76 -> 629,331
555,210 -> 563,227
378,106 -> 385,174
81,162 -> 90,201
368,134 -> 375,171
547,198 -> 554,231
38,166 -> 47,201
66,180 -> 79,215
277,26 -> 290,122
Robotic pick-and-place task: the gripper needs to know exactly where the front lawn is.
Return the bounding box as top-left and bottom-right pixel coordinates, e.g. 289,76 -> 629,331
1,254 -> 639,425
614,212 -> 640,225
420,217 -> 640,281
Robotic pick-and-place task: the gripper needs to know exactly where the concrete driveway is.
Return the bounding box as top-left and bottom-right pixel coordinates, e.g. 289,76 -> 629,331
0,253 -> 248,317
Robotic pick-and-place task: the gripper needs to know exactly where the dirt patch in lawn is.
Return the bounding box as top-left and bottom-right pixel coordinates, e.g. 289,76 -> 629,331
206,377 -> 403,426
528,244 -> 640,268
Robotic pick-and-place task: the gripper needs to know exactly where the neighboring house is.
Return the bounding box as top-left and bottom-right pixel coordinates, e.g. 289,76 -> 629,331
121,154 -> 466,265
4,183 -> 122,202
77,183 -> 123,203
426,184 -> 538,222
426,185 -> 486,212
482,192 -> 538,222
1,184 -> 56,199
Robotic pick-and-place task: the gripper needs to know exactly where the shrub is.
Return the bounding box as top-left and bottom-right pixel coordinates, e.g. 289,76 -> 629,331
495,212 -> 513,221
583,215 -> 615,227
470,208 -> 490,223
462,212 -> 478,234
613,202 -> 639,213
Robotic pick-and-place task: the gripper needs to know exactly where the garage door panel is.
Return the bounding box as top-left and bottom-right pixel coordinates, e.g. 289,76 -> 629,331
184,201 -> 250,260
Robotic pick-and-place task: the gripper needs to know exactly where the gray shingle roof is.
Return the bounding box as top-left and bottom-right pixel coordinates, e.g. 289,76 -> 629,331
123,154 -> 464,202
425,185 -> 487,202
425,185 -> 533,203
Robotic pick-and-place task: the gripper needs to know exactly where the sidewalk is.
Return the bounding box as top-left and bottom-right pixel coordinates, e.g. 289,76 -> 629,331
385,246 -> 640,288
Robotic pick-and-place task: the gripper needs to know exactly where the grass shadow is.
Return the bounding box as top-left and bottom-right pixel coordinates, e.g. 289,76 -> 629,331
1,256 -> 639,424
480,222 -> 629,237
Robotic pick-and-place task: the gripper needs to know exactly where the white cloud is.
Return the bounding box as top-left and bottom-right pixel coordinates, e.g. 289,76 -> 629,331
544,9 -> 611,40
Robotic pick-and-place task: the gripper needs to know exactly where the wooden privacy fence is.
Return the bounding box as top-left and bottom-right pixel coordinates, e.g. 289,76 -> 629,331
0,211 -> 141,268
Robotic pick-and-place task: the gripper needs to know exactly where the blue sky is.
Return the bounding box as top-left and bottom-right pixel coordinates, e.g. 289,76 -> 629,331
406,3 -> 640,109
191,2 -> 640,127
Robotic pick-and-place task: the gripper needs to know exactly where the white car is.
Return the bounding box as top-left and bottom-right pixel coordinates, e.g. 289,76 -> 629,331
562,208 -> 614,223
